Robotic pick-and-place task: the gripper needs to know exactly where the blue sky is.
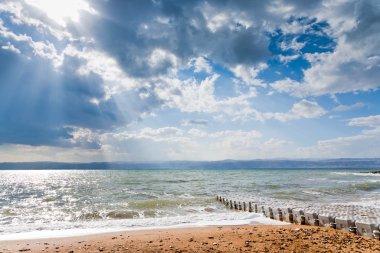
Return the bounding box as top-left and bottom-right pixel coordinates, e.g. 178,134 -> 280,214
0,0 -> 380,162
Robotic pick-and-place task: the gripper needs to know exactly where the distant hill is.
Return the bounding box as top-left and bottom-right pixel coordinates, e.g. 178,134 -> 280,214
1,158 -> 380,170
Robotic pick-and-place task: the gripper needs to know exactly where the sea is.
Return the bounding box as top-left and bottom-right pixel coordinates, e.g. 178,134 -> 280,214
0,168 -> 379,240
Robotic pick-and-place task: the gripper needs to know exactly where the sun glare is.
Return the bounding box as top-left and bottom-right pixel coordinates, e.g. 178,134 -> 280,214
25,0 -> 96,27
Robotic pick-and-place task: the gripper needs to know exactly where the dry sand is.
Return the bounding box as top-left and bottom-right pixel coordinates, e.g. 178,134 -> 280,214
1,224 -> 380,253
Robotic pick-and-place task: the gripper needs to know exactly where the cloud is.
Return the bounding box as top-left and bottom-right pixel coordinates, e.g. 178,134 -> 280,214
264,99 -> 326,122
348,115 -> 380,128
299,134 -> 380,158
333,102 -> 365,112
0,1 -> 74,40
279,37 -> 306,52
1,41 -> 20,54
76,0 -> 300,79
278,54 -> 300,64
298,114 -> 380,158
271,0 -> 380,97
181,119 -> 208,127
1,0 -> 380,161
113,127 -> 185,142
0,48 -> 126,146
192,56 -> 212,73
97,127 -> 290,161
230,63 -> 267,87
155,74 -> 263,122
25,0 -> 97,27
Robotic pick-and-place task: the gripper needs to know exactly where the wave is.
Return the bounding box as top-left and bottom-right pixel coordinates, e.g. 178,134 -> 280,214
352,181 -> 380,191
77,210 -> 141,220
42,197 -> 58,202
162,180 -> 191,183
78,211 -> 103,220
332,171 -> 380,177
106,211 -> 140,219
1,209 -> 17,217
263,184 -> 282,189
128,199 -> 193,208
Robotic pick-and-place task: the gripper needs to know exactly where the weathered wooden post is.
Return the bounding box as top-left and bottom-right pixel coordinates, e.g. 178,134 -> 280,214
248,202 -> 253,212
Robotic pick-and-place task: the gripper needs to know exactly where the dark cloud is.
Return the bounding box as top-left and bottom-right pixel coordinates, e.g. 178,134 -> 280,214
348,0 -> 380,50
286,0 -> 323,11
0,48 -> 124,147
77,0 -> 275,77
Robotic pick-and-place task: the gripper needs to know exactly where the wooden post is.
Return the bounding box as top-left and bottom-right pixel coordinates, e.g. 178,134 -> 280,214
301,215 -> 306,225
372,230 -> 380,240
248,202 -> 253,212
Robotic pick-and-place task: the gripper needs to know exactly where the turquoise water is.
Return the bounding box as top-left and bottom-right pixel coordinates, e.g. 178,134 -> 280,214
0,169 -> 379,239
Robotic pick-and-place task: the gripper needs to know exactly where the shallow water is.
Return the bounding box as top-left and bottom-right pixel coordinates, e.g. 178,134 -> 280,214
0,168 -> 379,239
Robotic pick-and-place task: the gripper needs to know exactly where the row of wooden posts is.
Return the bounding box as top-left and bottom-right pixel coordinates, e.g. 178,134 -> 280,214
216,195 -> 380,240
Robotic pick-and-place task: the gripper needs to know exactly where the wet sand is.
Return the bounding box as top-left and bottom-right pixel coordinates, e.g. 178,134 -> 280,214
1,224 -> 380,253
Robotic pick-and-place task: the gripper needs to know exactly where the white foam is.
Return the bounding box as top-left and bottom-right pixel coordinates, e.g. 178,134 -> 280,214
333,172 -> 380,177
0,228 -> 120,241
0,212 -> 288,241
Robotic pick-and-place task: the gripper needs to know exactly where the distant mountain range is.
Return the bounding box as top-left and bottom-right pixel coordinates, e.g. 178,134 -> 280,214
1,158 -> 380,170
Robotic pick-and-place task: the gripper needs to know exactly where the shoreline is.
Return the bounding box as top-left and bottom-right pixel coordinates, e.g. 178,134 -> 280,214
0,212 -> 287,241
1,224 -> 380,253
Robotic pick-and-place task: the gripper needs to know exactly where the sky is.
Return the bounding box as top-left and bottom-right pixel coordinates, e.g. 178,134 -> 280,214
0,0 -> 380,162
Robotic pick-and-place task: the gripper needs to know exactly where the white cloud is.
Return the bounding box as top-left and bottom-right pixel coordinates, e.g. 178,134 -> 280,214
4,126 -> 286,162
202,3 -> 253,33
25,0 -> 97,27
264,99 -> 326,122
188,128 -> 207,137
333,102 -> 365,112
156,75 -> 328,123
31,40 -> 61,66
63,45 -> 143,95
270,78 -> 300,95
1,41 -> 21,54
298,113 -> 380,158
66,127 -> 101,149
181,119 -> 208,127
147,48 -> 178,74
0,1 -> 81,41
155,74 -> 263,122
107,127 -> 186,143
267,0 -> 295,17
99,127 -> 291,161
0,20 -> 63,67
271,0 -> 380,97
192,56 -> 212,73
0,144 -> 94,162
278,54 -> 300,64
156,74 -> 219,113
298,134 -> 380,158
348,115 -> 380,127
298,127 -> 380,158
209,130 -> 262,151
231,63 -> 267,87
280,37 -> 305,52
0,18 -> 62,66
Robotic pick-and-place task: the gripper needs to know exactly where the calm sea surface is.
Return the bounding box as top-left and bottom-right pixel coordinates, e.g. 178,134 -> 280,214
0,168 -> 379,239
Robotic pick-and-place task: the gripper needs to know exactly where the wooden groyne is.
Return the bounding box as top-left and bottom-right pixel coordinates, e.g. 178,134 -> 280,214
216,195 -> 380,240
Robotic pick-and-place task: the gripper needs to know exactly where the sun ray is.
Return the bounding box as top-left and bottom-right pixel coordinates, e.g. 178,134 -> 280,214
25,0 -> 96,27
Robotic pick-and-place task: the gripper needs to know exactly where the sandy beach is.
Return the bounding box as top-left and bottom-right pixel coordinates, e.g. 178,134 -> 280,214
1,224 -> 380,253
